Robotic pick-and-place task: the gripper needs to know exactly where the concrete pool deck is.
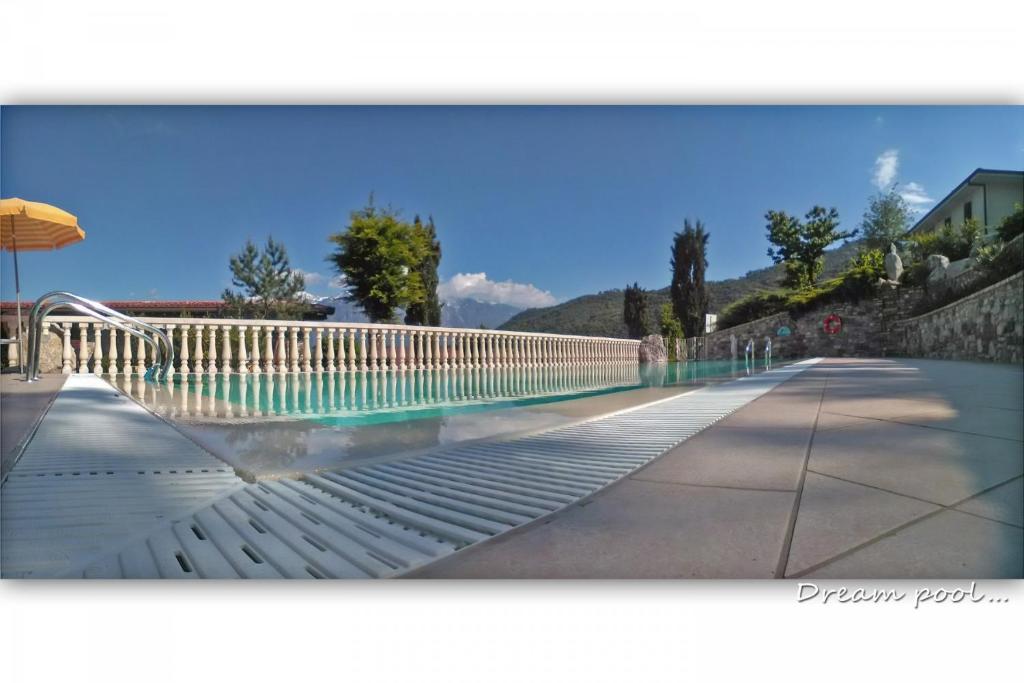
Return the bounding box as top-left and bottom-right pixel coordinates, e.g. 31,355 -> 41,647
410,358 -> 1023,578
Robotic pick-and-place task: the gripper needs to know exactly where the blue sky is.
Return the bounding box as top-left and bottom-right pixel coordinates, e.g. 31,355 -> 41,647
2,106 -> 1021,308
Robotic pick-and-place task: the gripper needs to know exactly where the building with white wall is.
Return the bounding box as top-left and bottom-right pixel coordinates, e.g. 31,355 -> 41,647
907,168 -> 1023,239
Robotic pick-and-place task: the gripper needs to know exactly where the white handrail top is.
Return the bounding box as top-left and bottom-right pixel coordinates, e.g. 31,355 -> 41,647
40,314 -> 640,343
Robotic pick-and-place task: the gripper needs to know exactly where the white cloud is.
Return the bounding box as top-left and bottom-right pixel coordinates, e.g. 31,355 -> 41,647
899,181 -> 934,209
438,272 -> 558,309
872,149 -> 899,189
870,149 -> 933,213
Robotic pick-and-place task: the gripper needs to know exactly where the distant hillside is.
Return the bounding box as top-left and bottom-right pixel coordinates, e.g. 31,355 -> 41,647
319,295 -> 521,329
441,299 -> 522,329
500,241 -> 862,337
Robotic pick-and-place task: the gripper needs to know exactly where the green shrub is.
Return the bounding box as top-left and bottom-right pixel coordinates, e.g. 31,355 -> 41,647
911,234 -> 1023,316
658,304 -> 685,361
974,242 -> 1004,269
716,291 -> 790,330
997,203 -> 1024,243
908,219 -> 981,264
715,249 -> 886,329
841,248 -> 885,289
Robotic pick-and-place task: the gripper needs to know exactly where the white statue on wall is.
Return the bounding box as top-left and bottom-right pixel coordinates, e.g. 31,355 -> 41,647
881,242 -> 904,286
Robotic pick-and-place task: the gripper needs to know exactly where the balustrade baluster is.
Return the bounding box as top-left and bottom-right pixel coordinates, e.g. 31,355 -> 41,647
177,325 -> 190,375
301,327 -> 313,373
289,326 -> 300,373
237,325 -> 248,375
397,331 -> 406,370
367,329 -> 378,370
437,332 -> 447,369
390,329 -> 399,371
262,326 -> 274,374
120,324 -> 133,375
346,329 -> 357,372
274,327 -> 286,373
105,326 -> 118,376
206,325 -> 218,374
78,323 -> 89,373
135,330 -> 146,375
193,325 -> 205,375
250,326 -> 261,375
61,323 -> 72,374
380,330 -> 390,371
358,329 -> 368,371
325,328 -> 335,372
103,327 -> 117,376
221,325 -> 232,374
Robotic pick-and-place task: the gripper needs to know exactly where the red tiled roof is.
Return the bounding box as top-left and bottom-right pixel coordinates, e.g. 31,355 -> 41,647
1,299 -> 225,311
0,299 -> 333,312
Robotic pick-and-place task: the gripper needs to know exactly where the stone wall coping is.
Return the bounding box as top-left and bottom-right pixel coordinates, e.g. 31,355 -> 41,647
893,270 -> 1023,325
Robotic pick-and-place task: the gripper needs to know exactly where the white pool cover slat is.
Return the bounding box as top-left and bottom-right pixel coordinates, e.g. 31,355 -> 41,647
61,359 -> 819,578
1,375 -> 243,578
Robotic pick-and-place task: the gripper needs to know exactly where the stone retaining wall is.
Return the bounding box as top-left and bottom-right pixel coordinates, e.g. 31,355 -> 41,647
889,271 -> 1023,364
706,272 -> 1022,364
706,286 -> 924,360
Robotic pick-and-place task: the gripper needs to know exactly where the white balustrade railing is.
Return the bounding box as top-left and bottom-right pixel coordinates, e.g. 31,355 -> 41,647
26,315 -> 641,375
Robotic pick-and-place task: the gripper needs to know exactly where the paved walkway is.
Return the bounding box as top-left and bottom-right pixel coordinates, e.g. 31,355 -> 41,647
411,358 -> 1023,578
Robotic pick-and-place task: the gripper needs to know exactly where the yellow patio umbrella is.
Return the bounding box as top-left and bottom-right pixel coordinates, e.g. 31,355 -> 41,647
1,198 -> 87,370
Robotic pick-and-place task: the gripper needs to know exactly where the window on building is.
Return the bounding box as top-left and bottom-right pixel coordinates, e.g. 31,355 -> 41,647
964,201 -> 973,221
944,217 -> 953,228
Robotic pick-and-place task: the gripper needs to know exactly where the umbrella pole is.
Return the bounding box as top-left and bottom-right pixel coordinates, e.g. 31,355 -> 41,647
12,224 -> 24,374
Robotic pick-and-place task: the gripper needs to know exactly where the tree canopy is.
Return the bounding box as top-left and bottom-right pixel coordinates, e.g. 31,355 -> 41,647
328,200 -> 433,323
860,189 -> 913,251
221,237 -> 307,319
765,206 -> 857,289
670,219 -> 710,337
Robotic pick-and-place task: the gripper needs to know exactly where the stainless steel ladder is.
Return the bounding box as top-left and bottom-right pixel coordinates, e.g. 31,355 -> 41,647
24,291 -> 174,382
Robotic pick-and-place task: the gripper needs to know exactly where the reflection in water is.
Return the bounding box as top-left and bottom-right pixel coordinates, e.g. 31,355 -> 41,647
105,359 -> 782,477
111,360 -> 767,427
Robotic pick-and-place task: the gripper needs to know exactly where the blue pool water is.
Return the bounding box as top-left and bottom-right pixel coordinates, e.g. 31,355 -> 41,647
153,359 -> 787,427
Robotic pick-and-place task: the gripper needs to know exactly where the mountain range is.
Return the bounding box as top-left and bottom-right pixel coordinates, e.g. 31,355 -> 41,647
499,241 -> 862,337
309,240 -> 861,336
309,295 -> 524,329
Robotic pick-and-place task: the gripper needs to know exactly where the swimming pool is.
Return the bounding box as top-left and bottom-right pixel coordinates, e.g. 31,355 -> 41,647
112,359 -> 781,427
101,360 -> 791,477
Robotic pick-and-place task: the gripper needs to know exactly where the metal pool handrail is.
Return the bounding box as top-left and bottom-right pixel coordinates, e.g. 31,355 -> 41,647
25,291 -> 174,382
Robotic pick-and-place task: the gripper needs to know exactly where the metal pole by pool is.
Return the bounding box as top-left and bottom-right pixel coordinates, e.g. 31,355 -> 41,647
12,222 -> 24,373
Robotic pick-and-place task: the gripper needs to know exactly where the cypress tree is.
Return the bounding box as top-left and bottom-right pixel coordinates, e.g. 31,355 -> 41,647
623,282 -> 651,339
405,215 -> 443,326
670,219 -> 710,338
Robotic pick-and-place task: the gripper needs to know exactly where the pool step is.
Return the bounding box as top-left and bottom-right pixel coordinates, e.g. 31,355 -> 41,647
74,360 -> 820,578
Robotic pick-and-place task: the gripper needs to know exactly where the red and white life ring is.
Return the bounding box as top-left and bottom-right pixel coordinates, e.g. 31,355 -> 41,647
823,313 -> 843,335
